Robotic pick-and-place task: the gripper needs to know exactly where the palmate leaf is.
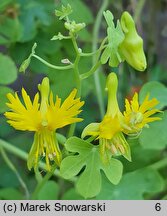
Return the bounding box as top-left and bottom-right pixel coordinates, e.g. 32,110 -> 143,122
60,137 -> 123,199
101,11 -> 124,67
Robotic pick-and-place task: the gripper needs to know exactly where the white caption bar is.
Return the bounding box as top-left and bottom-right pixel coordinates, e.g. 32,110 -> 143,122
0,200 -> 166,216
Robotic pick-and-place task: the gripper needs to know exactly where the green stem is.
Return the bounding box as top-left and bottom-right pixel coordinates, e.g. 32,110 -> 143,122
56,133 -> 67,146
148,157 -> 167,170
80,51 -> 99,57
31,164 -> 57,199
92,0 -> 108,118
0,139 -> 27,161
133,0 -> 146,22
71,36 -> 80,55
34,167 -> 43,183
71,36 -> 81,96
74,55 -> 81,96
32,54 -> 74,70
80,60 -> 101,80
67,123 -> 76,138
0,147 -> 30,199
80,37 -> 107,80
80,44 -> 107,57
67,36 -> 82,137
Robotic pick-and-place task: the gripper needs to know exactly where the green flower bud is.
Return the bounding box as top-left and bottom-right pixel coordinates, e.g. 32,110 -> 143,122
64,21 -> 85,34
119,11 -> 147,71
19,57 -> 31,73
19,43 -> 37,73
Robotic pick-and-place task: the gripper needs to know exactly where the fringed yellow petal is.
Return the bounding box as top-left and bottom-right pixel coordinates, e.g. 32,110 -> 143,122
142,117 -> 161,124
123,92 -> 161,134
143,109 -> 160,118
131,93 -> 139,112
61,88 -> 77,110
55,95 -> 61,108
47,89 -> 84,130
22,88 -> 33,110
7,92 -> 27,113
124,98 -> 131,113
139,96 -> 159,113
33,93 -> 40,109
5,91 -> 41,131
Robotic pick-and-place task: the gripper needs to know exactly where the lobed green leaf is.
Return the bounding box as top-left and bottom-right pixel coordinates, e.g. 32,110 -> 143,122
60,137 -> 123,198
101,11 -> 124,67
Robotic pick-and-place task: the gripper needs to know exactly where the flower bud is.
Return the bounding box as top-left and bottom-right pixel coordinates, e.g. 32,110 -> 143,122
19,57 -> 31,73
119,11 -> 147,71
64,21 -> 85,34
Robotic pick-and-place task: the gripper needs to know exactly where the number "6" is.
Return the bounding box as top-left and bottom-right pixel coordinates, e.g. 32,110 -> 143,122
155,203 -> 161,211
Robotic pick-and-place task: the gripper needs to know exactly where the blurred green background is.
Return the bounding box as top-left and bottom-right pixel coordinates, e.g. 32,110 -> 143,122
0,0 -> 167,200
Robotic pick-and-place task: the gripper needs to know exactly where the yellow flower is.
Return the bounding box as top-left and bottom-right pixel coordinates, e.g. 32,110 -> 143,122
98,115 -> 122,140
82,73 -> 131,163
123,92 -> 161,135
82,72 -> 161,164
5,77 -> 84,171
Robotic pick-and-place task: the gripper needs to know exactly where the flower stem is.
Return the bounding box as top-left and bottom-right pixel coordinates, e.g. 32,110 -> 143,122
32,54 -> 74,70
80,60 -> 101,80
80,51 -> 99,57
80,44 -> 107,57
71,36 -> 81,96
148,157 -> 167,170
92,0 -> 109,118
133,0 -> 146,22
31,164 -> 57,199
67,36 -> 82,137
74,56 -> 81,96
0,147 -> 30,199
34,167 -> 43,183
